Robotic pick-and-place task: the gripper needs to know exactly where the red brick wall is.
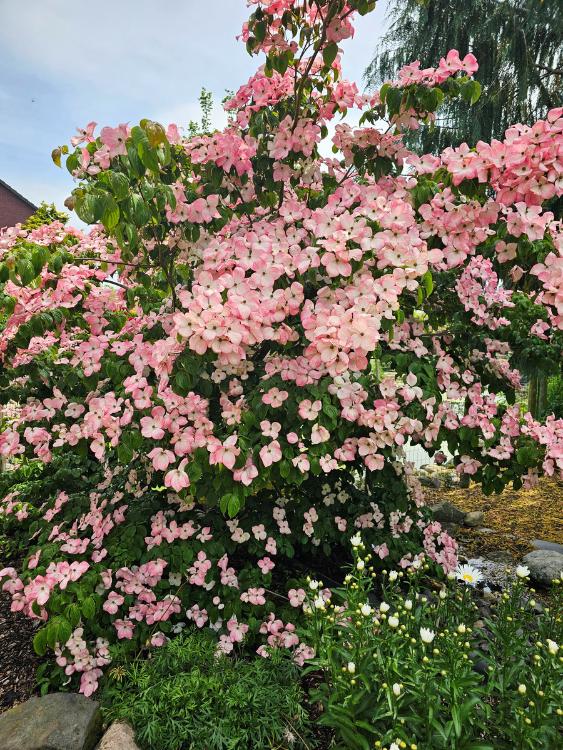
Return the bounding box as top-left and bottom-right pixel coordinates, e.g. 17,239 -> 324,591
0,184 -> 35,228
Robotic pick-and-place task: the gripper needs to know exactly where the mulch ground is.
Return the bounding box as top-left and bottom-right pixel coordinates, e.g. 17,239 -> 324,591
0,590 -> 43,713
425,476 -> 563,559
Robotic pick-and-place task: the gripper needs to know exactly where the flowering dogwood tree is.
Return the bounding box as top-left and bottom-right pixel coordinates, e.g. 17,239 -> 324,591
1,0 -> 562,695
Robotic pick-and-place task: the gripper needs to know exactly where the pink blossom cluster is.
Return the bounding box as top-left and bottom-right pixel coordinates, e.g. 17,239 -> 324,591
395,49 -> 479,88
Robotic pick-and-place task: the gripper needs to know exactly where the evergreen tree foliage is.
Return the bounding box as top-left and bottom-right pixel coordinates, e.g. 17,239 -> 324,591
365,0 -> 562,152
22,201 -> 68,229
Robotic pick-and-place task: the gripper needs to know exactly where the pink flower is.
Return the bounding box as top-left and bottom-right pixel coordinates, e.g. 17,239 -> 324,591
100,124 -> 129,158
208,434 -> 240,470
114,619 -> 135,639
259,440 -> 282,467
79,668 -> 102,697
233,458 -> 258,486
227,616 -> 249,643
262,388 -> 289,408
311,424 -> 330,444
258,557 -> 275,574
150,632 -> 168,647
148,448 -> 175,471
164,464 -> 191,491
240,587 -> 266,606
70,121 -> 97,147
102,591 -> 124,615
288,588 -> 306,607
298,399 -> 322,420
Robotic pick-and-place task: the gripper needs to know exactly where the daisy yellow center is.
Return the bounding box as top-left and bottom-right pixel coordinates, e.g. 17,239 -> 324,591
462,573 -> 474,582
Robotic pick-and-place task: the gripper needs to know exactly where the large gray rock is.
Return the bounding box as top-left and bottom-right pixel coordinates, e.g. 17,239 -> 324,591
97,722 -> 139,750
0,692 -> 102,750
531,539 -> 563,555
523,550 -> 563,587
430,501 -> 466,525
464,511 -> 484,528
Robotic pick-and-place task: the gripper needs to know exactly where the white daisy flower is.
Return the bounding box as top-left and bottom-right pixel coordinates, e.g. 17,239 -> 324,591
455,563 -> 483,587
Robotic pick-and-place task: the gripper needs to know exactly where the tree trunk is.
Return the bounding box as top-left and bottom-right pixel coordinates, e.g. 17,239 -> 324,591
528,371 -> 548,418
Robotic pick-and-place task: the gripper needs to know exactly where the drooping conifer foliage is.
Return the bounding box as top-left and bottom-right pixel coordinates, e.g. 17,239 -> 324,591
365,0 -> 562,152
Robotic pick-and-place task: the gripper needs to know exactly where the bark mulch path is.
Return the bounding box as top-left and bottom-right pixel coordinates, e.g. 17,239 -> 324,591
0,590 -> 42,713
425,476 -> 563,559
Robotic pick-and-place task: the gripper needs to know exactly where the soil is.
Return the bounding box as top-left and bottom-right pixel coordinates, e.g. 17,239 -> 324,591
0,590 -> 42,713
425,476 -> 563,559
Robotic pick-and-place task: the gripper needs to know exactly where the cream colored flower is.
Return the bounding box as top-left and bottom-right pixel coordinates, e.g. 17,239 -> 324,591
420,627 -> 435,644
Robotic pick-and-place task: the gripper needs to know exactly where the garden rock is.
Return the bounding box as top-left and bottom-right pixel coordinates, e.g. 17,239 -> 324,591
0,692 -> 102,750
531,539 -> 563,555
430,501 -> 465,525
464,511 -> 484,527
96,721 -> 139,750
522,550 -> 563,587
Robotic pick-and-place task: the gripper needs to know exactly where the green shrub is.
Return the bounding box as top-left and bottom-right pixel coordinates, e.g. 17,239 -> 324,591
301,536 -> 563,750
546,375 -> 563,419
101,631 -> 310,750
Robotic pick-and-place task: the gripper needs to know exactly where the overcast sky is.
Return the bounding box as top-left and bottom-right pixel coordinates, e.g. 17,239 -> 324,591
0,0 -> 388,221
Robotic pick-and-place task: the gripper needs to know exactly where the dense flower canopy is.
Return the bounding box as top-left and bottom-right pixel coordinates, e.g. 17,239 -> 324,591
0,0 -> 562,695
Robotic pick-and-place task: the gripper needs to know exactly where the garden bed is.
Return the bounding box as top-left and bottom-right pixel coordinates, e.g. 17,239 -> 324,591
425,476 -> 563,559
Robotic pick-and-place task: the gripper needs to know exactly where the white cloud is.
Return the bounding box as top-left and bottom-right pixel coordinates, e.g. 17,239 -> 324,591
0,0 -> 389,220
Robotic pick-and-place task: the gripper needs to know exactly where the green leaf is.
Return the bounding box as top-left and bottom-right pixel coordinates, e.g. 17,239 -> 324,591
422,270 -> 433,296
322,41 -> 338,68
385,87 -> 403,117
128,194 -> 152,227
16,258 -> 35,285
81,596 -> 96,620
227,495 -> 240,518
65,602 -> 81,627
33,628 -> 48,656
107,171 -> 130,201
96,194 -> 120,230
254,20 -> 266,43
462,79 -> 482,105
74,192 -> 98,224
131,125 -> 160,172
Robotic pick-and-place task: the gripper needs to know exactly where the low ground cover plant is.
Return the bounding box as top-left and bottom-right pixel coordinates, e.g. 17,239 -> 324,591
101,631 -> 309,750
301,536 -> 563,750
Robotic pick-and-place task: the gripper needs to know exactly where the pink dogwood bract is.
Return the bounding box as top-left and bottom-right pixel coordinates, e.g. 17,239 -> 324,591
1,0 -> 562,694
